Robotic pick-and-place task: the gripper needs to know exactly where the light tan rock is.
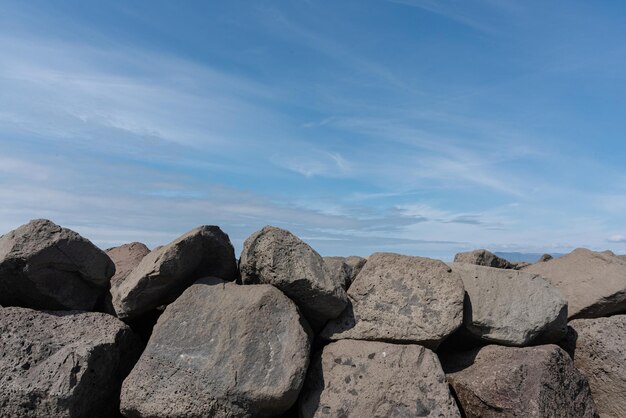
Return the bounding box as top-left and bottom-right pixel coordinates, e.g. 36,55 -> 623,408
523,248 -> 626,319
321,252 -> 464,349
103,242 -> 150,314
299,340 -> 461,418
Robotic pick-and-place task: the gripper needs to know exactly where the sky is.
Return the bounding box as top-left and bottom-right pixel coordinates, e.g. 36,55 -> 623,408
2,1 -> 626,260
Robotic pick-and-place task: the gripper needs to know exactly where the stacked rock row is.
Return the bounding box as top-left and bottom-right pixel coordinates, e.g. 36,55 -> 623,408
0,221 -> 624,417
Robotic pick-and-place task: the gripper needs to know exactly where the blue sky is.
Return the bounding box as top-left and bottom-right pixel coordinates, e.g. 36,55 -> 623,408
2,0 -> 626,259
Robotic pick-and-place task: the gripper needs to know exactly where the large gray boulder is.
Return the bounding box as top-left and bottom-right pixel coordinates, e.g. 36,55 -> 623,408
454,249 -> 516,269
452,262 -> 567,346
240,226 -> 347,329
112,225 -> 237,320
523,248 -> 626,319
0,306 -> 141,418
442,344 -> 598,418
300,339 -> 461,418
568,315 -> 626,418
120,277 -> 311,417
321,252 -> 464,349
0,219 -> 115,311
103,242 -> 150,314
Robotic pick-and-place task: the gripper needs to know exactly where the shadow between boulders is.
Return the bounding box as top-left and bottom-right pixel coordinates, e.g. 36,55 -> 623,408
558,325 -> 578,359
126,309 -> 163,344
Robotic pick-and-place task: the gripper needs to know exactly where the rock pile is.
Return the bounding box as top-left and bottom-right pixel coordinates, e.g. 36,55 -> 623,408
0,219 -> 624,417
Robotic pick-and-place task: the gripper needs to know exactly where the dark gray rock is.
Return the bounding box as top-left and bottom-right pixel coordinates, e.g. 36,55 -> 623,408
0,219 -> 115,311
451,263 -> 567,346
454,249 -> 517,269
523,248 -> 626,319
112,226 -> 237,320
538,253 -> 554,262
442,344 -> 598,418
240,226 -> 347,330
0,306 -> 141,418
300,339 -> 461,418
120,277 -> 311,417
568,315 -> 626,417
321,252 -> 464,349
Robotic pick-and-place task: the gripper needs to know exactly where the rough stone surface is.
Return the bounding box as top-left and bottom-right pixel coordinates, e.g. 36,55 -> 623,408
106,242 -> 150,288
112,225 -> 237,320
0,306 -> 141,418
103,242 -> 150,314
323,256 -> 350,291
323,256 -> 368,292
299,340 -> 461,418
321,252 -> 464,349
452,262 -> 567,346
0,219 -> 115,311
568,315 -> 626,418
453,249 -> 517,269
120,277 -> 311,418
240,226 -> 347,329
523,248 -> 626,319
442,344 -> 598,418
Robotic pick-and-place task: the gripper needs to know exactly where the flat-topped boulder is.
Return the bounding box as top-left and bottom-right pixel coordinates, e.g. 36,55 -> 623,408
453,249 -> 516,269
299,340 -> 461,418
321,252 -> 464,349
112,225 -> 237,320
120,277 -> 311,417
0,219 -> 115,311
442,344 -> 598,417
568,315 -> 626,417
452,262 -> 567,346
523,248 -> 626,318
0,306 -> 141,418
240,226 -> 347,330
